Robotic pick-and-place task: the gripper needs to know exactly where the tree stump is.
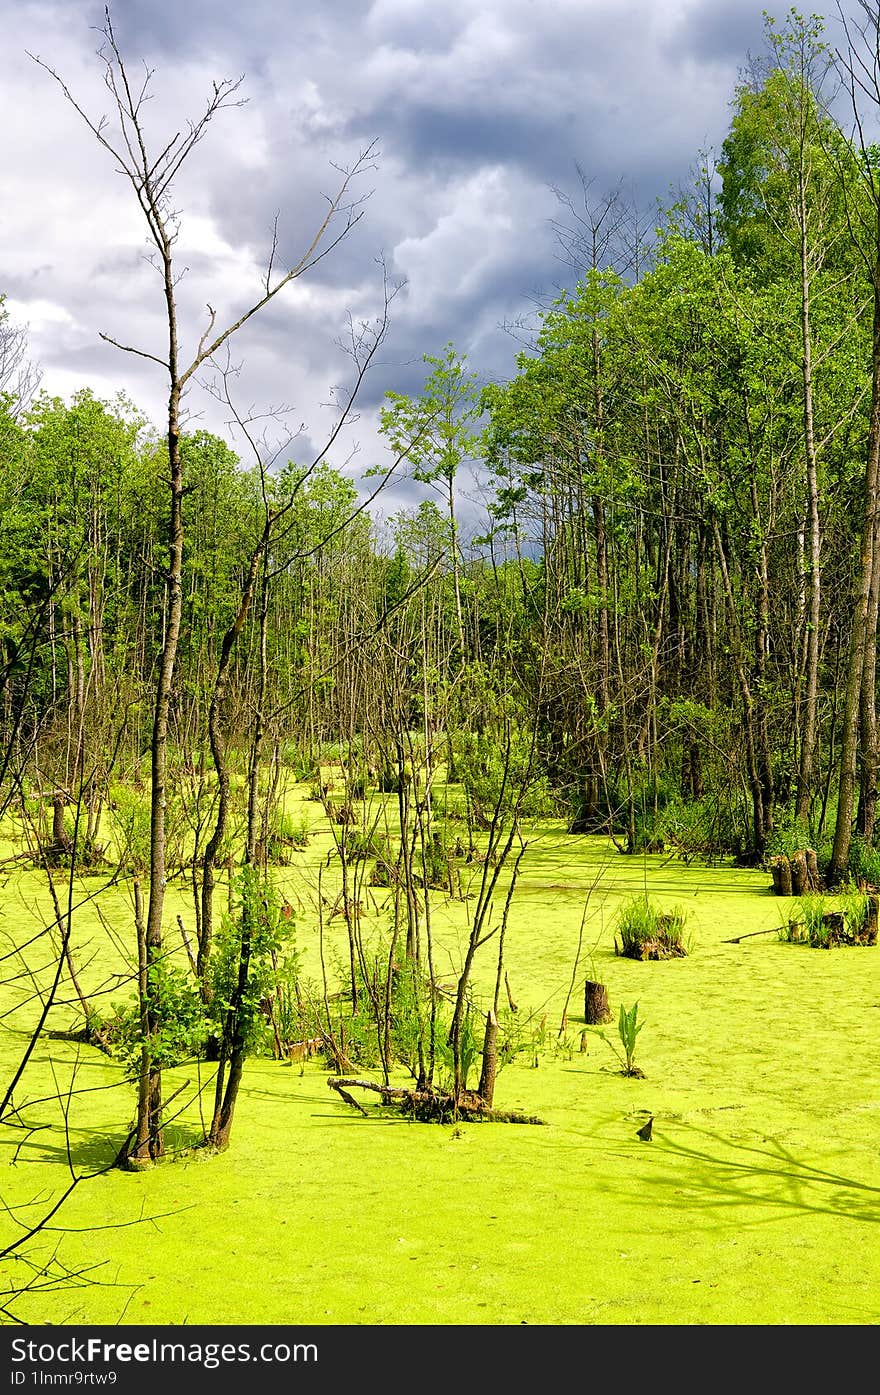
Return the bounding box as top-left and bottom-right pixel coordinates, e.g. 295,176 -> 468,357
770,855 -> 793,896
770,849 -> 820,895
822,910 -> 846,945
789,849 -> 808,895
863,894 -> 880,944
584,980 -> 612,1025
41,790 -> 73,865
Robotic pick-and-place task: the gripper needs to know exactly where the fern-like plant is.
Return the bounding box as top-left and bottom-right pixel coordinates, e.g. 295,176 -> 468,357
598,1000 -> 646,1077
617,1001 -> 645,1077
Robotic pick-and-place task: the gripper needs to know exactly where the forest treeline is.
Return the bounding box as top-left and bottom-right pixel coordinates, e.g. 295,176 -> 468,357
4,8 -> 880,1173
6,16 -> 880,865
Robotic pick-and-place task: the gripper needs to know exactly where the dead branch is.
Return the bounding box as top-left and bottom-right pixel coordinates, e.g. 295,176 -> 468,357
721,926 -> 782,944
327,1076 -> 546,1125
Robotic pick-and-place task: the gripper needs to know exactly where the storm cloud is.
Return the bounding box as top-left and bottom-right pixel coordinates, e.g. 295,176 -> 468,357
1,0 -> 855,525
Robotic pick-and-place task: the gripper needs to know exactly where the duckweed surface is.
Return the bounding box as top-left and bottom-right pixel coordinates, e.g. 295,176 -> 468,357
3,815 -> 878,1327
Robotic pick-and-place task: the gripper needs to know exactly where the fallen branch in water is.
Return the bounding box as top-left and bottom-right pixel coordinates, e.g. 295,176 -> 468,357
327,1076 -> 546,1125
722,927 -> 780,944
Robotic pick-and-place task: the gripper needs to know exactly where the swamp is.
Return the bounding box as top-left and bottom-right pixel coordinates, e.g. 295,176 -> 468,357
2,789 -> 879,1326
3,3 -> 880,1332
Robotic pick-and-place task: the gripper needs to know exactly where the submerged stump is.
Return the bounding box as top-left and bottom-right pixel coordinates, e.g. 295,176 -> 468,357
770,856 -> 793,896
863,895 -> 880,944
789,850 -> 809,895
822,910 -> 846,945
584,980 -> 613,1024
769,849 -> 820,895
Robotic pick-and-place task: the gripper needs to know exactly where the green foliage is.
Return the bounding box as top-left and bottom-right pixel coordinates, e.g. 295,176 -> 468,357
376,342 -> 484,491
266,807 -> 311,862
382,955 -> 428,1077
304,941 -> 519,1098
305,946 -> 434,1079
597,1000 -> 646,1077
452,728 -> 553,829
614,896 -> 689,960
846,836 -> 880,889
261,979 -> 303,1055
343,763 -> 371,801
764,812 -> 816,860
495,1008 -> 552,1069
110,784 -> 151,873
382,542 -> 412,608
104,961 -> 207,1080
436,1006 -> 480,1094
342,826 -> 392,863
283,745 -> 320,783
652,796 -> 747,865
717,14 -> 856,282
617,1001 -> 645,1077
417,829 -> 451,891
781,888 -> 877,948
206,868 -> 300,1055
781,891 -> 829,945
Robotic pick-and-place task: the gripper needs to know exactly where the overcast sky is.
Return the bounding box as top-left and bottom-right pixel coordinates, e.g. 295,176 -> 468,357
0,0 -> 857,527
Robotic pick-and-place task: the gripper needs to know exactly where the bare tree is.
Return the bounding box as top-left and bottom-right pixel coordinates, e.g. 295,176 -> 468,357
549,165 -> 638,283
31,5 -> 377,1163
0,301 -> 41,416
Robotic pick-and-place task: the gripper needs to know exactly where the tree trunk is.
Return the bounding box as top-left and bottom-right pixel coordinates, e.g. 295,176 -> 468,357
51,792 -> 66,847
829,270 -> 880,884
805,847 -> 820,891
199,537 -> 265,980
477,1009 -> 499,1106
795,189 -> 822,825
135,375 -> 185,1164
857,496 -> 880,843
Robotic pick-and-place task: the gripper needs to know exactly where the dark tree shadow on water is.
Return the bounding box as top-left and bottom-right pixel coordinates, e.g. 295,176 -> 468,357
614,1122 -> 880,1229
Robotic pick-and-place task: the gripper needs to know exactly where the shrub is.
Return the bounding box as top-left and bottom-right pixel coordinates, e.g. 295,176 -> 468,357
103,961 -> 208,1077
342,828 -> 392,863
376,766 -> 400,794
614,895 -> 689,960
453,729 -> 553,829
780,889 -> 878,948
266,809 -> 311,863
281,743 -> 319,783
664,796 -> 748,863
418,828 -> 463,891
206,869 -> 300,1056
344,764 -> 371,801
110,784 -> 151,872
847,836 -> 880,889
764,813 -> 814,860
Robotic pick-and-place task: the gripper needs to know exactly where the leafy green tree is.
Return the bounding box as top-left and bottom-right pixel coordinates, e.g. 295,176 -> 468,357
378,343 -> 483,650
718,12 -> 867,827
